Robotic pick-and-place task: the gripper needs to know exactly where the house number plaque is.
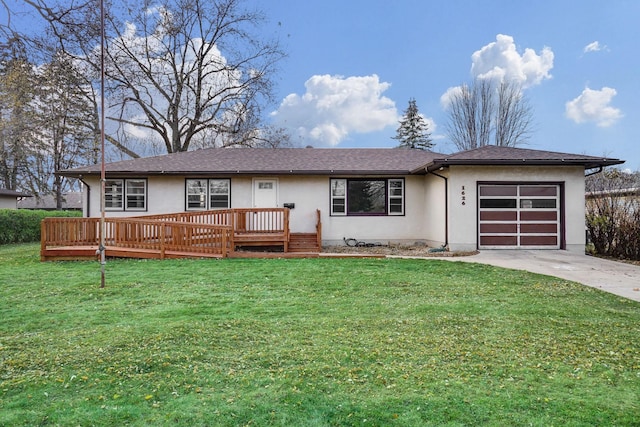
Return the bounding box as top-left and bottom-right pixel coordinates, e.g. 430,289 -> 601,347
461,186 -> 466,205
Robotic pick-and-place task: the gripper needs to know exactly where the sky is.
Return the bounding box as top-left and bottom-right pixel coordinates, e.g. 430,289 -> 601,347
250,0 -> 640,170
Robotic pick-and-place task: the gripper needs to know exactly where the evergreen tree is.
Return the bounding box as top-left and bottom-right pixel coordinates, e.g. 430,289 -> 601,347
393,98 -> 433,150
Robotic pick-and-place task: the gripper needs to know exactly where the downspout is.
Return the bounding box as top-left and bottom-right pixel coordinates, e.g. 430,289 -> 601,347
585,166 -> 603,177
77,174 -> 90,217
428,169 -> 448,248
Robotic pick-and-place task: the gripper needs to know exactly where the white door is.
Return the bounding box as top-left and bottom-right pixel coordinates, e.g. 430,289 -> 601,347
253,178 -> 278,208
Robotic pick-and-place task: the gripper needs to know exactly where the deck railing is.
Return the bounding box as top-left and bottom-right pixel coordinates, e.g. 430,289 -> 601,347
139,208 -> 289,236
41,216 -> 233,259
41,208 -> 290,259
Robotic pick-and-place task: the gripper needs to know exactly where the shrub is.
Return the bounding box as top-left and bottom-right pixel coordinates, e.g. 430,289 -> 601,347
586,169 -> 640,261
0,209 -> 82,245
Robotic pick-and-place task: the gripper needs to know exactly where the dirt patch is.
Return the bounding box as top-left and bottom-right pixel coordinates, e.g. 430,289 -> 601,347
322,243 -> 478,258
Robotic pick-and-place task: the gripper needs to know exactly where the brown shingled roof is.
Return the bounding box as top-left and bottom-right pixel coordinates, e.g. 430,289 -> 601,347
59,148 -> 445,177
424,145 -> 623,171
59,146 -> 624,178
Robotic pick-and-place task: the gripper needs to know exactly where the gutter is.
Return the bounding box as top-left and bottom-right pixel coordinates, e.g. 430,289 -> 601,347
428,169 -> 449,247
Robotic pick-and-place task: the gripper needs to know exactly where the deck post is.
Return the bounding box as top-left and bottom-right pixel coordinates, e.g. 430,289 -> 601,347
221,228 -> 227,258
40,219 -> 46,261
160,223 -> 166,260
316,209 -> 322,250
283,208 -> 290,252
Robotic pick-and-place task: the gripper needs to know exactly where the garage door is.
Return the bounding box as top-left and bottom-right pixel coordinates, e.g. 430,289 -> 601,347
478,184 -> 560,249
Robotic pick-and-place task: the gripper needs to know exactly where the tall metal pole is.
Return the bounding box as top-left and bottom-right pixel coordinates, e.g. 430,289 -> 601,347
99,0 -> 106,288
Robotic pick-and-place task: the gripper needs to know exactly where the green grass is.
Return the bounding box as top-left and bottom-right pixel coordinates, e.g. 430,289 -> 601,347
1,244 -> 639,426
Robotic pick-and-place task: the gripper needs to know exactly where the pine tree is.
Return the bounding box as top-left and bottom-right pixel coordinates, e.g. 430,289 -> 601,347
393,98 -> 433,150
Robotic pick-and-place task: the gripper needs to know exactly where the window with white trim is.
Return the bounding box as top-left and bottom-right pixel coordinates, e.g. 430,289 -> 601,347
186,179 -> 230,210
330,178 -> 404,216
105,179 -> 147,211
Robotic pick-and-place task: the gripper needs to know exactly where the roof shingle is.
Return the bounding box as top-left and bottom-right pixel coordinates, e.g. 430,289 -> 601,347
59,146 -> 624,178
60,148 -> 445,177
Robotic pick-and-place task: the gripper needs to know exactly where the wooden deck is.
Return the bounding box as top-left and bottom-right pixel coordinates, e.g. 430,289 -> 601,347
41,208 -> 322,261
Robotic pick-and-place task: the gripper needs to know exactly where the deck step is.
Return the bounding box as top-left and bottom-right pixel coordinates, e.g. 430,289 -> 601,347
289,233 -> 320,252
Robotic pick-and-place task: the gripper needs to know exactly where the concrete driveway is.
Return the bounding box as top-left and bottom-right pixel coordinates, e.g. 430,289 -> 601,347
448,250 -> 640,302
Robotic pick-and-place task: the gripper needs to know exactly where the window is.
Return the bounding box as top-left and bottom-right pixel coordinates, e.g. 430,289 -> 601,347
331,179 -> 346,214
209,179 -> 230,208
330,178 -> 404,216
105,180 -> 123,210
388,179 -> 404,214
126,180 -> 147,211
104,179 -> 147,211
186,179 -> 230,210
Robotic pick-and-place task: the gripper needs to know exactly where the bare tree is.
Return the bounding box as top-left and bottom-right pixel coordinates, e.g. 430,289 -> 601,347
495,80 -> 533,147
444,78 -> 533,151
23,0 -> 285,157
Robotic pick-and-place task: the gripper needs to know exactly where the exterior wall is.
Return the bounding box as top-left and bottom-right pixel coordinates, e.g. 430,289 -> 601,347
447,165 -> 586,253
422,172 -> 448,248
320,175 -> 430,245
82,174 -> 439,246
82,166 -> 587,252
0,196 -> 18,209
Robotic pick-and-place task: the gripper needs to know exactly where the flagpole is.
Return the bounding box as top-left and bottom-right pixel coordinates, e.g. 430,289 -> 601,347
99,0 -> 106,288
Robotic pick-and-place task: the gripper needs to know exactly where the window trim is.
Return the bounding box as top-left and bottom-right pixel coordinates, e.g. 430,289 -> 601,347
330,178 -> 405,216
104,178 -> 148,212
185,178 -> 231,211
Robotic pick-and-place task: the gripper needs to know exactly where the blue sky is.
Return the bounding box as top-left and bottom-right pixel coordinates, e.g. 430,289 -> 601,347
255,0 -> 640,170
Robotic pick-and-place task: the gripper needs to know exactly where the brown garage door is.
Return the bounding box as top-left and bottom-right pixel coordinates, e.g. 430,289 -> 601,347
478,184 -> 560,249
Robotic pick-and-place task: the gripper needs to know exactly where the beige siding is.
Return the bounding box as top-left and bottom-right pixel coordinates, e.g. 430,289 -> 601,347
447,165 -> 586,253
0,197 -> 18,209
83,174 -> 437,245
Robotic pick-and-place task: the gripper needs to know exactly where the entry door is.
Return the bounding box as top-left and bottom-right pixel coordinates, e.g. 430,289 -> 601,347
478,184 -> 561,249
253,178 -> 278,208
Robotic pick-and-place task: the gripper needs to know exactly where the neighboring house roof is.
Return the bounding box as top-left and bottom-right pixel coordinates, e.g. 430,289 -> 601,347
17,192 -> 83,210
586,187 -> 640,199
59,146 -> 624,178
0,189 -> 31,197
423,145 -> 624,172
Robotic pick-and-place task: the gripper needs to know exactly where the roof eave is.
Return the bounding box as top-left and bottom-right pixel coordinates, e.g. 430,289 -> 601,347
425,158 -> 625,172
59,169 -> 421,178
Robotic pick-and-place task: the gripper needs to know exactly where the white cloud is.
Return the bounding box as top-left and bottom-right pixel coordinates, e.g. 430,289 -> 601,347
439,86 -> 463,109
470,34 -> 554,88
584,41 -> 607,53
441,35 -> 554,110
271,74 -> 398,146
565,87 -> 623,127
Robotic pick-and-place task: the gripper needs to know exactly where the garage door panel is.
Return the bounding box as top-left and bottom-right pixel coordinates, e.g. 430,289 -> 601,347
520,223 -> 558,233
480,236 -> 518,246
479,186 -> 517,196
520,186 -> 557,197
520,236 -> 558,246
480,211 -> 518,221
520,211 -> 557,221
480,223 -> 518,233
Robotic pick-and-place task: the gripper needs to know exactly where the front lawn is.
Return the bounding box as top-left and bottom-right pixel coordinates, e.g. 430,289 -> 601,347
1,244 -> 639,426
